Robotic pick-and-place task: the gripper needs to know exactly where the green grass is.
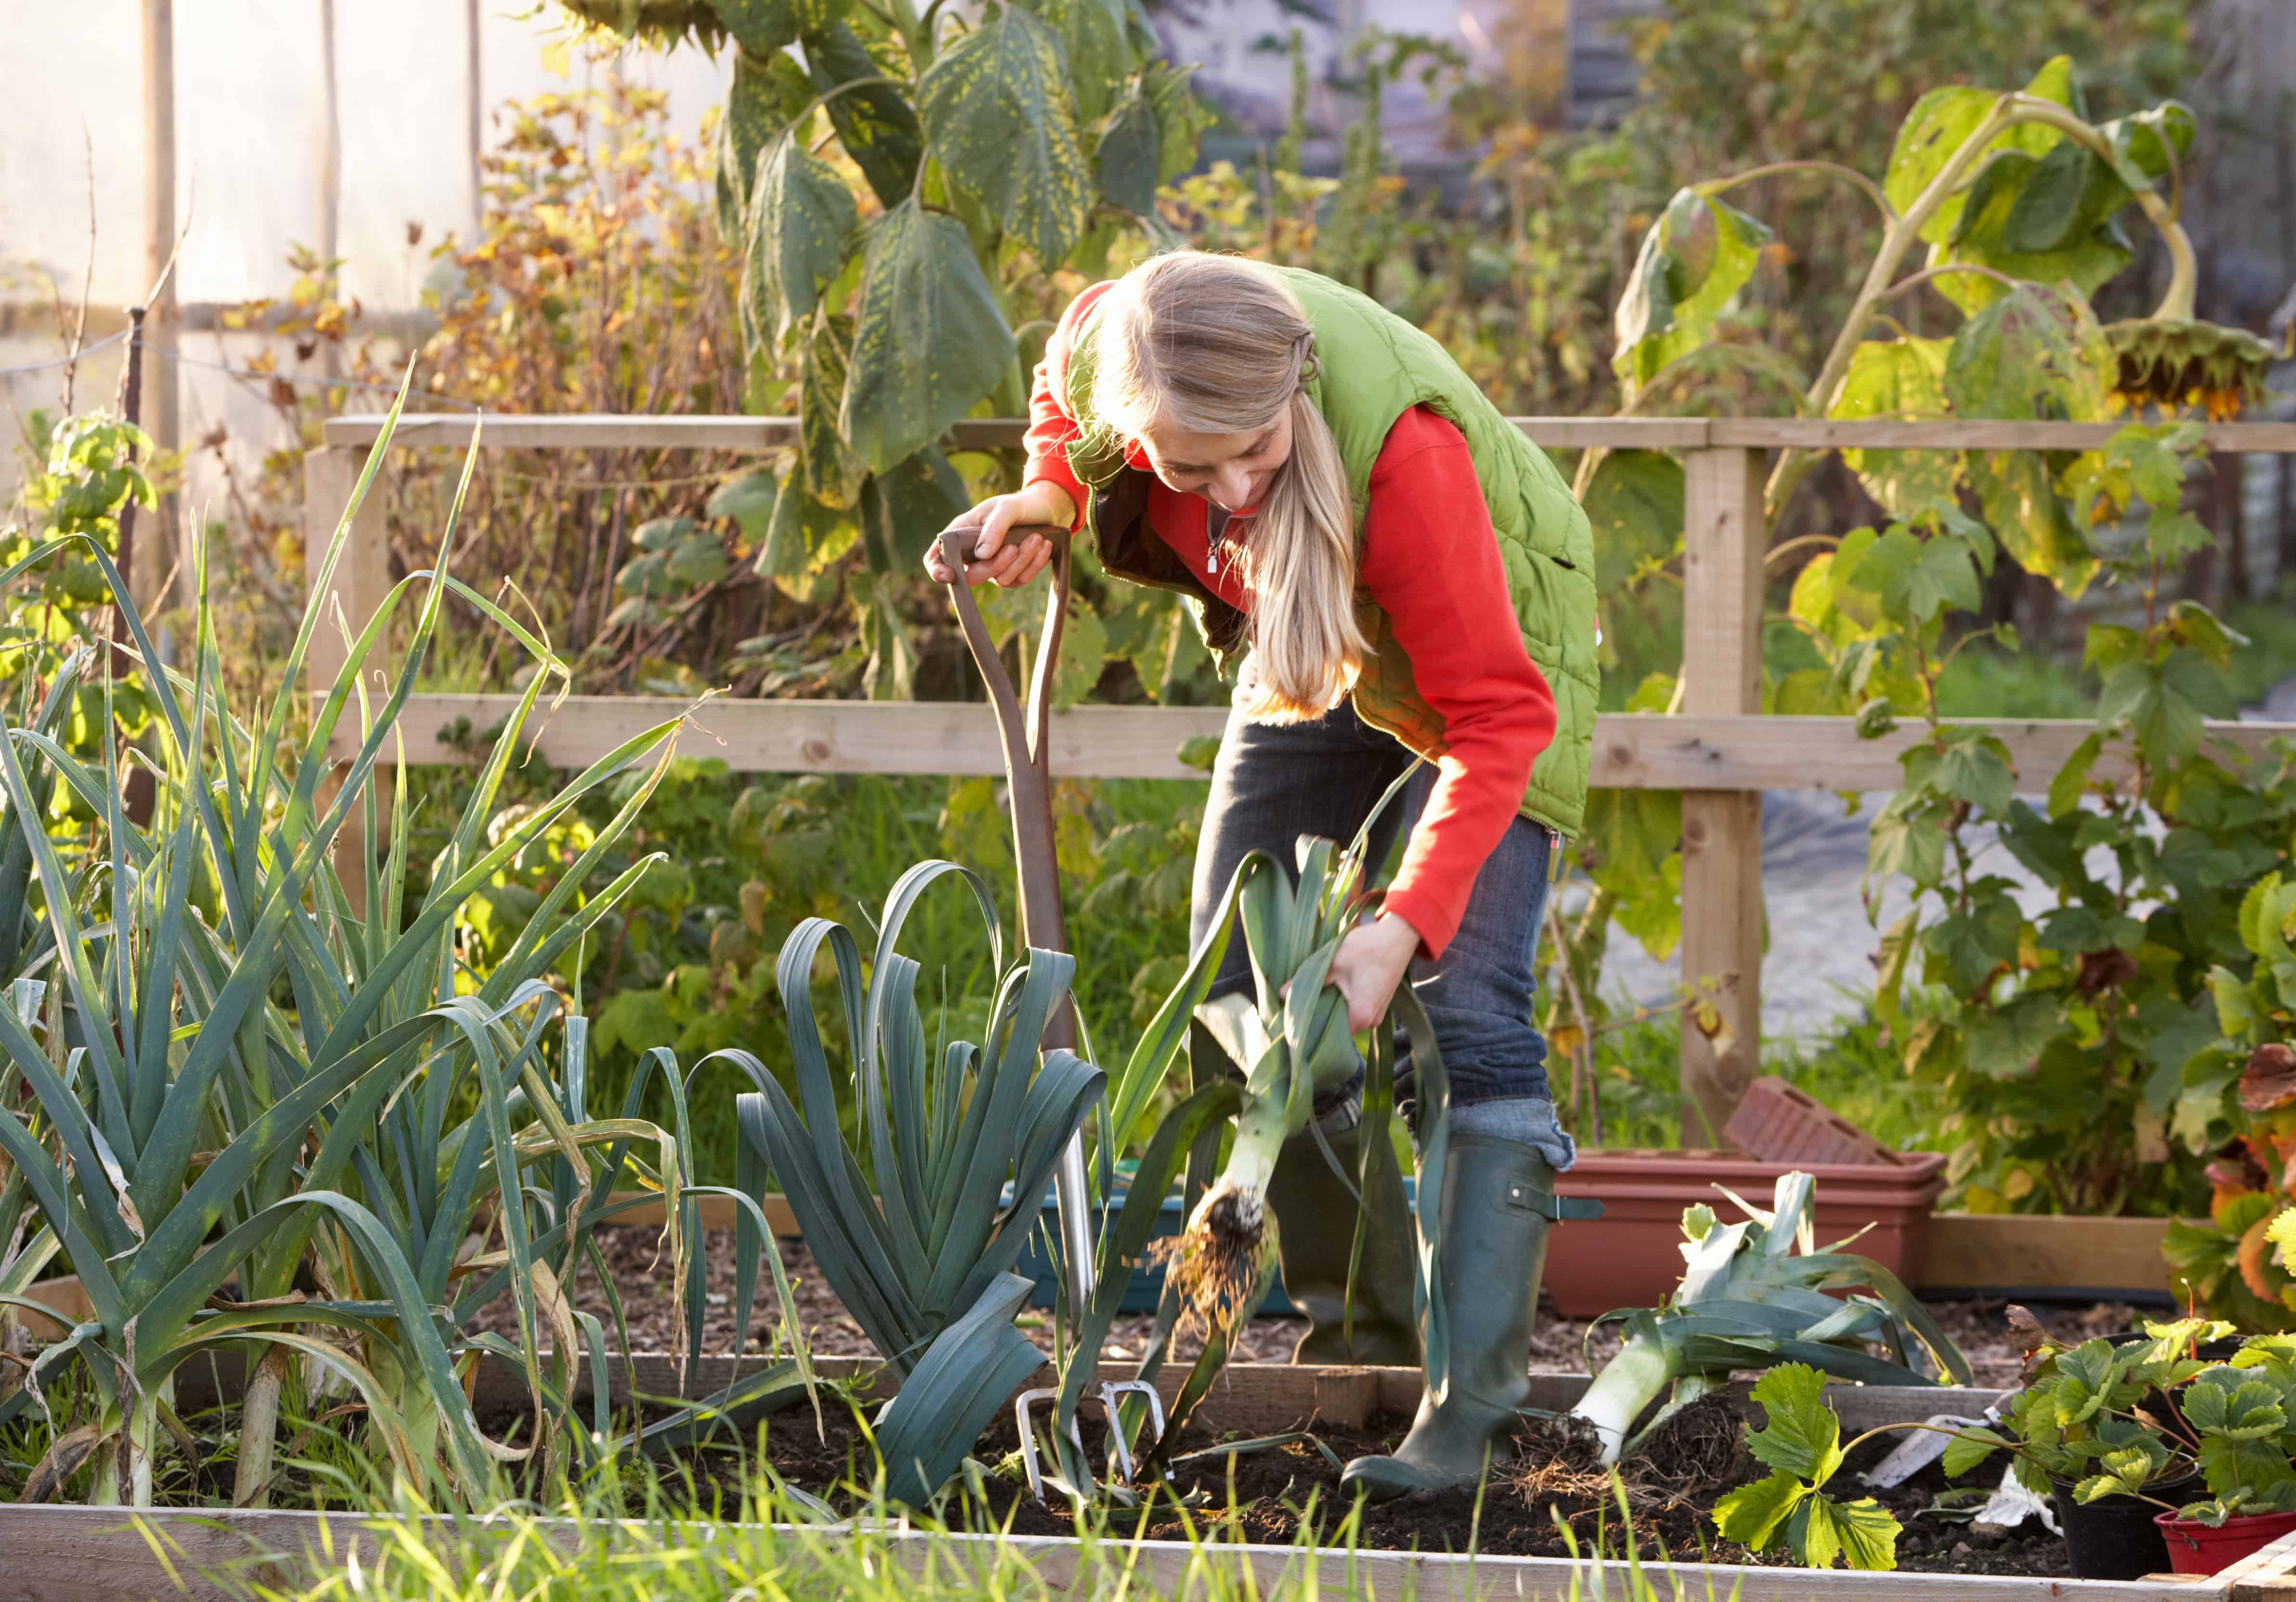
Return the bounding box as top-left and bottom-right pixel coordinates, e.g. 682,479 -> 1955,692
225,1453 -> 1724,1602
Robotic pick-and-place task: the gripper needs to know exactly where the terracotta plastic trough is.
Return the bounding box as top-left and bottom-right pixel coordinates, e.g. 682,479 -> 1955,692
1545,1147 -> 1949,1318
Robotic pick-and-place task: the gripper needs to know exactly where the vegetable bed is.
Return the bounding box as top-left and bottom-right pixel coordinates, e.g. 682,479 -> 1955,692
689,1389 -> 2064,1576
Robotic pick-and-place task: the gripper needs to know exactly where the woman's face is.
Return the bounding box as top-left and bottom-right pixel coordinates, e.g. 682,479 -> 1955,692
1135,406 -> 1295,515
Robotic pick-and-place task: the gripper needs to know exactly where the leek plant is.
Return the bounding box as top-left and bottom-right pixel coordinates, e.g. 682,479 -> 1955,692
1032,781 -> 1450,1497
733,861 -> 1104,1506
1150,772 -> 1417,1344
0,387 -> 739,1505
1567,1172 -> 1971,1466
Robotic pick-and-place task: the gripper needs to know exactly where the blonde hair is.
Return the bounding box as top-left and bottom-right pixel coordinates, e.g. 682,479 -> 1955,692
1089,252 -> 1367,723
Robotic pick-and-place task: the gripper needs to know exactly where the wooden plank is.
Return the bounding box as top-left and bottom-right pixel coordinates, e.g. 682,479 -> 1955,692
2220,1524 -> 2296,1601
1590,712 -> 2296,791
340,694 -> 1229,779
1714,417 -> 2296,452
1678,448 -> 1768,1142
0,1502 -> 2219,1602
347,698 -> 2296,789
323,413 -> 2296,454
318,414 -> 1721,453
1922,1213 -> 2179,1296
322,413 -> 807,451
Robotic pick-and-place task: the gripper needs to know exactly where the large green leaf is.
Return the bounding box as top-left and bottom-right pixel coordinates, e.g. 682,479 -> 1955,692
858,445 -> 968,574
1966,450 -> 2095,592
1849,525 -> 1981,626
1885,57 -> 2078,245
1612,187 -> 1772,390
1945,284 -> 2112,424
800,318 -> 863,506
1744,1364 -> 1844,1483
1141,60 -> 1210,182
874,1271 -> 1046,1506
2099,648 -> 2236,768
1714,1470 -> 1808,1550
805,22 -> 923,209
1094,89 -> 1161,215
917,9 -> 1091,266
1830,336 -> 1958,519
839,200 -> 1017,473
1933,155 -> 2132,316
1582,449 -> 1684,578
709,0 -> 804,55
1967,992 -> 2060,1077
716,46 -> 809,241
1019,0 -> 1130,125
745,132 -> 857,348
1795,1493 -> 1903,1571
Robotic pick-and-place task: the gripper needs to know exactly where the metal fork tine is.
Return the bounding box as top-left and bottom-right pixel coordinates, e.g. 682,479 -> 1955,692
1014,1386 -> 1083,1505
1099,1378 -> 1169,1483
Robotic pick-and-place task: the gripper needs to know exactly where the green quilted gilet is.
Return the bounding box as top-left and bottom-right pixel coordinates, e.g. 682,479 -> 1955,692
1062,266 -> 1598,837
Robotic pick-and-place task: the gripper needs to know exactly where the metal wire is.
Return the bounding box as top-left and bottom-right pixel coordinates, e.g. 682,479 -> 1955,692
0,328 -> 130,376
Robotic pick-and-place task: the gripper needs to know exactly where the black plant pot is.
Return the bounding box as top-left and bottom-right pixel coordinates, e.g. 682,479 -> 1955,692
2051,1474 -> 2197,1581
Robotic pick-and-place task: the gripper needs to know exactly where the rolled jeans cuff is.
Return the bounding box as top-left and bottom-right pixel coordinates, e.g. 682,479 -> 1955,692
1447,1094 -> 1577,1172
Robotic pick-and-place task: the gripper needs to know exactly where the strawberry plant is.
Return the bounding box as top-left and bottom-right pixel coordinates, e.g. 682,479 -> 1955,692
1714,1364 -> 1904,1571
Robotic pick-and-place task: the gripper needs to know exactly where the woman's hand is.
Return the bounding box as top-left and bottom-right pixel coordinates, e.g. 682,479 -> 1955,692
923,481 -> 1076,588
1327,912 -> 1424,1033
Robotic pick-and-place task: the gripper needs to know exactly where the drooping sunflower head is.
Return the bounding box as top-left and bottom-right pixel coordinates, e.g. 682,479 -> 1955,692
554,0 -> 726,47
2104,318 -> 2278,420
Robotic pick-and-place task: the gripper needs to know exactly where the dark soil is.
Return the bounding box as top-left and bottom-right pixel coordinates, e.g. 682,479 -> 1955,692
457,1224 -> 2145,1575
618,1389 -> 2067,1575
472,1222 -> 2134,1382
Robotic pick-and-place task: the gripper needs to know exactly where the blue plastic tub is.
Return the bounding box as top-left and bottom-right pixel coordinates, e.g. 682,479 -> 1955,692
1008,1179 -> 1419,1317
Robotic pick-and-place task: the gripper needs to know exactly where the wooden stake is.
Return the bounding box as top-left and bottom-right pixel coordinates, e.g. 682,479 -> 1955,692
466,0 -> 484,233
317,0 -> 341,383
1678,447 -> 1767,1143
140,0 -> 179,614
304,446 -> 391,915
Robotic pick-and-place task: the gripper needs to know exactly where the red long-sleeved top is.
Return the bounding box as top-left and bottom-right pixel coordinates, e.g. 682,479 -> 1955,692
1021,283 -> 1556,959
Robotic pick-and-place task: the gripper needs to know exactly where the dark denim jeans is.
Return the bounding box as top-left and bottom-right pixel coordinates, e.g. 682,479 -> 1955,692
1188,659 -> 1573,1167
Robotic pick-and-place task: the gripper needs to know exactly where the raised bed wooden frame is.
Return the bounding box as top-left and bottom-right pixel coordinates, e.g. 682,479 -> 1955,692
2,1359 -> 2291,1602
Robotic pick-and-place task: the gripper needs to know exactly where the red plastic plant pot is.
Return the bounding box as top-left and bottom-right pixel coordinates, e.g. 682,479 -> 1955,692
2154,1509 -> 2296,1576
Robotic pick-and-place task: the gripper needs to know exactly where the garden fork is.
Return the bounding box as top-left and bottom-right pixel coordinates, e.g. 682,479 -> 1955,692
938,523 -> 1175,1496
935,522 -> 1098,1324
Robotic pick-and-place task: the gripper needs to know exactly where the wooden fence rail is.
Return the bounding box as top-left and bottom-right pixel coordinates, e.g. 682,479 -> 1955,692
309,413 -> 2296,1139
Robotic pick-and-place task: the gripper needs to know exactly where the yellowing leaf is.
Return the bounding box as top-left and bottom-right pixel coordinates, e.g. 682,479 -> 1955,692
917,9 -> 1091,265
745,132 -> 857,348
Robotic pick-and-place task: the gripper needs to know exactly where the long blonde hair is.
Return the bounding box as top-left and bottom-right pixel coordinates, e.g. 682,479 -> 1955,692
1089,252 -> 1366,723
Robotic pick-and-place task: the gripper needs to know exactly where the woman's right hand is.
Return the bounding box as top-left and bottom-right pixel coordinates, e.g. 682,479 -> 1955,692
923,481 -> 1077,588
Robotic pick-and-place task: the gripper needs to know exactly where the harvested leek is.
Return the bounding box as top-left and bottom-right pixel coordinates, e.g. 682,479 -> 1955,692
1159,787 -> 1409,1339
1568,1172 -> 1973,1465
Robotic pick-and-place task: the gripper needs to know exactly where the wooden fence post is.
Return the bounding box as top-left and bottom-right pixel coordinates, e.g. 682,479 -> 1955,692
304,446 -> 391,914
1677,447 -> 1767,1145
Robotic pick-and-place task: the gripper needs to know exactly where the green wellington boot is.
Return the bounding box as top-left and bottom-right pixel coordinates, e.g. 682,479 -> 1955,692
1340,1132 -> 1601,1501
1264,1105 -> 1421,1367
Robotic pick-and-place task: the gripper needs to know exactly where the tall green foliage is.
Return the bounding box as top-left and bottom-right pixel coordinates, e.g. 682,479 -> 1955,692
1557,62 -> 2280,1192
0,392 -> 811,1505
556,0 -> 1208,585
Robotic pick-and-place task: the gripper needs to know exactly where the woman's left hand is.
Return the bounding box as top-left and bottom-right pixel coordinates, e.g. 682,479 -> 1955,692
1327,913 -> 1424,1033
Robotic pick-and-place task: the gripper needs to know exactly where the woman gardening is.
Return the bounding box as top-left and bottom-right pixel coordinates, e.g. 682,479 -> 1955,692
926,251 -> 1599,1500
